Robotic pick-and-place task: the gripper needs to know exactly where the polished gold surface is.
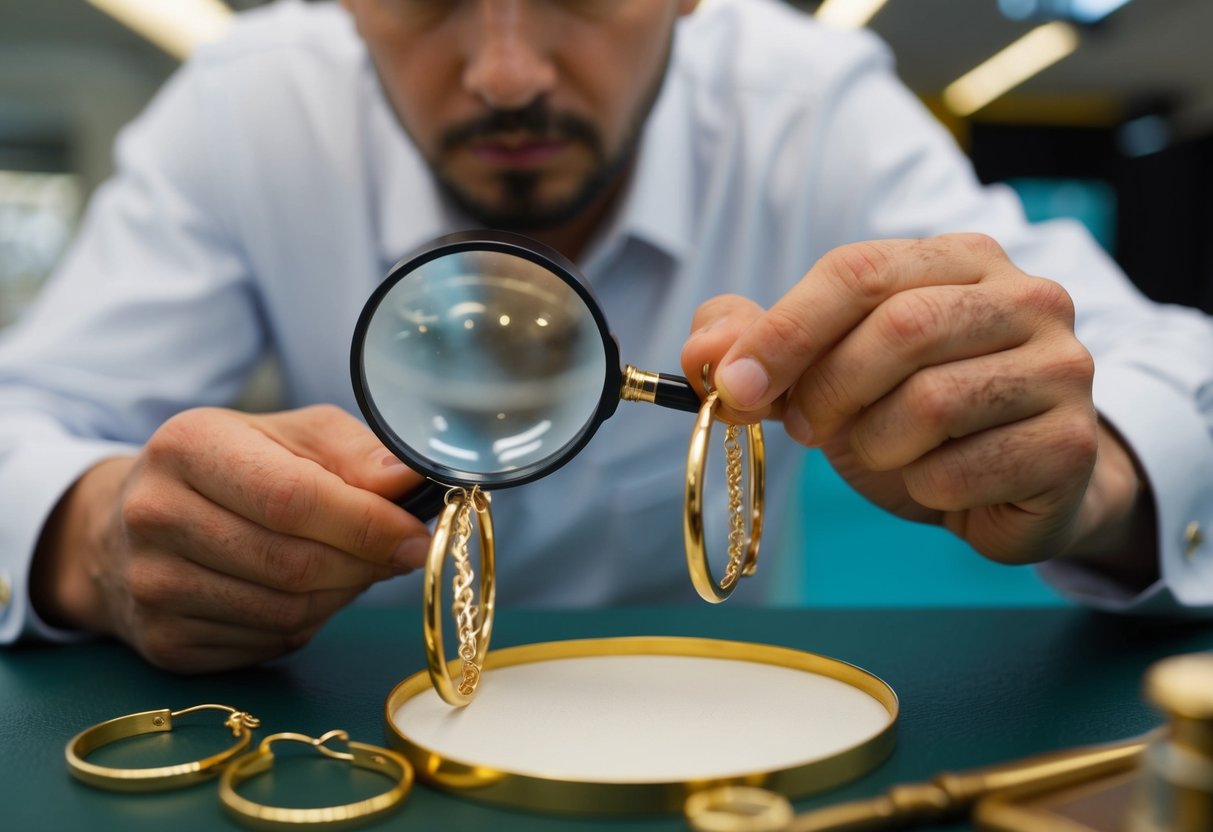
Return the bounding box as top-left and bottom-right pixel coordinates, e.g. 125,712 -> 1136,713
620,364 -> 661,404
65,704 -> 261,792
688,734 -> 1149,832
930,654 -> 1213,832
685,390 -> 766,602
1183,521 -> 1203,561
684,786 -> 795,832
1129,652 -> 1213,832
423,486 -> 496,707
384,636 -> 898,815
976,771 -> 1140,832
740,416 -> 765,578
1144,652 -> 1213,724
218,730 -> 413,830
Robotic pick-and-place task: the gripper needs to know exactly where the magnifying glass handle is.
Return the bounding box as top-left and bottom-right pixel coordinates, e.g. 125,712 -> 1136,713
621,366 -> 701,414
398,480 -> 448,523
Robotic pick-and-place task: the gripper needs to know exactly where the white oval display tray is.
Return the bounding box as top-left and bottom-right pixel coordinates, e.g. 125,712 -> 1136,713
384,636 -> 897,814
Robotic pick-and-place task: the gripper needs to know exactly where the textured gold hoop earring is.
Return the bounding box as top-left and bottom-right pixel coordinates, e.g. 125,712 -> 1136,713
219,730 -> 413,829
66,704 -> 261,792
684,370 -> 765,603
423,485 -> 496,706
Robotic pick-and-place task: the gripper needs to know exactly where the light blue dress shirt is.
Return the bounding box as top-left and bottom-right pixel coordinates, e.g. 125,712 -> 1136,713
4,0 -> 1213,643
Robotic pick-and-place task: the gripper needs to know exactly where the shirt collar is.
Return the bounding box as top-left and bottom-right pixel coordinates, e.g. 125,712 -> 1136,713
363,63 -> 451,270
593,58 -> 695,271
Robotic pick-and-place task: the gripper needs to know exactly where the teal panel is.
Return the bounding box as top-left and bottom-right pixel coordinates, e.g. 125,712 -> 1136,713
1006,177 -> 1118,254
768,450 -> 1066,607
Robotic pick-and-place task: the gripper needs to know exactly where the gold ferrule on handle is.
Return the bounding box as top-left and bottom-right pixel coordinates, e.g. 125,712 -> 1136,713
621,364 -> 660,404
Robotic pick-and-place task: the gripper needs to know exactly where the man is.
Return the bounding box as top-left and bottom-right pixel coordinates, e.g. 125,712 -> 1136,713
2,0 -> 1211,673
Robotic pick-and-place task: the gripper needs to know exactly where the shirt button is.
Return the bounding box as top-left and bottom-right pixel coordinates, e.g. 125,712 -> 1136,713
0,571 -> 10,609
1184,521 -> 1204,561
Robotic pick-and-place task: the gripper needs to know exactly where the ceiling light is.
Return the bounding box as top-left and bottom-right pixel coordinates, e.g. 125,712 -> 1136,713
1068,0 -> 1133,22
943,21 -> 1080,117
815,0 -> 891,29
85,0 -> 233,61
1116,114 -> 1170,158
999,0 -> 1134,24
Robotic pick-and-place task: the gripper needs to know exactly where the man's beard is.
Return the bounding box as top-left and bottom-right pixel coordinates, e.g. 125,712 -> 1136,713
427,42 -> 672,232
431,102 -> 628,232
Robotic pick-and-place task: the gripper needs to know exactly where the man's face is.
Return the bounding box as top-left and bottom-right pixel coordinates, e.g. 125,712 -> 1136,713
344,0 -> 698,231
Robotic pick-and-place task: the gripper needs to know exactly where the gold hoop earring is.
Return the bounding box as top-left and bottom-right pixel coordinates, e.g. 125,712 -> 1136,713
219,730 -> 413,829
65,704 -> 261,792
684,370 -> 766,603
423,485 -> 496,706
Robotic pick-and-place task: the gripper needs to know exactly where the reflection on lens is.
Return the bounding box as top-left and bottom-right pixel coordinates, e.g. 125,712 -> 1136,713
362,250 -> 607,480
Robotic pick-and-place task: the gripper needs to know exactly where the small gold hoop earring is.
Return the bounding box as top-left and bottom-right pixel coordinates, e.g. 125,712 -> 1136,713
684,368 -> 766,603
218,730 -> 413,829
65,704 -> 261,792
423,485 -> 496,706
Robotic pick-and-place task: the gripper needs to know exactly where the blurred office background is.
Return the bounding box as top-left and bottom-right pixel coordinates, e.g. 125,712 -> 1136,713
1,0 -> 1210,605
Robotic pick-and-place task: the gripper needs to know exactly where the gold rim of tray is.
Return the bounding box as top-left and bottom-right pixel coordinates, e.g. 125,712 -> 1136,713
383,635 -> 898,815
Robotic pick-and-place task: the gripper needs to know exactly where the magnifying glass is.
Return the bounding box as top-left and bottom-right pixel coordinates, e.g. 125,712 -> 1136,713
351,230 -> 763,608
350,230 -> 708,518
351,231 -> 765,704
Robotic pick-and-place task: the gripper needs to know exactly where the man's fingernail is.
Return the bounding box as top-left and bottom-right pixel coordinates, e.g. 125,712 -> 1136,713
393,536 -> 430,571
689,316 -> 728,338
378,451 -> 407,468
718,358 -> 769,408
785,406 -> 817,446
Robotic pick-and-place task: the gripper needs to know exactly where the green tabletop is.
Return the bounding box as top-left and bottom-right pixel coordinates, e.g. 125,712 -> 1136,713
5,606 -> 1212,831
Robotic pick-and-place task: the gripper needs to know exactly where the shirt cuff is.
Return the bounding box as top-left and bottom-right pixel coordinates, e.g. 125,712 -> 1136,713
1037,364 -> 1213,615
0,434 -> 139,644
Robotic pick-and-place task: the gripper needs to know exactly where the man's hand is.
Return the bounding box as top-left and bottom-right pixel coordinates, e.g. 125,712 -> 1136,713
30,404 -> 431,673
682,234 -> 1153,577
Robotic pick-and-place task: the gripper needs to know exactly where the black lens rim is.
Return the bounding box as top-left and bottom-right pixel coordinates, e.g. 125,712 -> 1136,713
351,229 -> 622,490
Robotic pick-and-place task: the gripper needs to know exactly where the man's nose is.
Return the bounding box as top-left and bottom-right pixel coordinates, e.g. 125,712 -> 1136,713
462,2 -> 557,111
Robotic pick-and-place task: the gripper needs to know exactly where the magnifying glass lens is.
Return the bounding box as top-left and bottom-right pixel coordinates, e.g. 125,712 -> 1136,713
360,249 -> 608,481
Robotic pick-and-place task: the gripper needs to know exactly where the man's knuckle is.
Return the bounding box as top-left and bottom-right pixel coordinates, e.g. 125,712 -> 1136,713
264,595 -> 313,634
138,632 -> 174,666
1053,410 -> 1099,466
255,471 -> 314,530
125,561 -> 169,607
910,454 -> 972,510
824,242 -> 894,300
695,293 -> 746,326
153,407 -> 215,451
1022,277 -> 1075,322
880,291 -> 944,351
120,485 -> 172,536
1054,340 -> 1096,385
905,372 -> 960,433
302,403 -> 347,430
138,626 -> 191,671
761,306 -> 814,352
345,505 -> 385,557
806,362 -> 851,415
847,427 -> 884,470
262,540 -> 323,592
957,231 -> 1005,262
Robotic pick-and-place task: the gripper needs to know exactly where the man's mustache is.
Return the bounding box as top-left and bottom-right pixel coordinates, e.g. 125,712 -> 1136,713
440,102 -> 602,155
